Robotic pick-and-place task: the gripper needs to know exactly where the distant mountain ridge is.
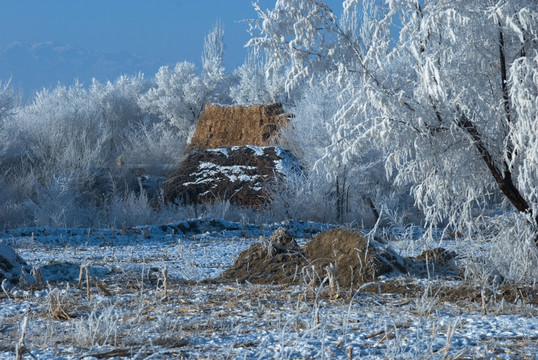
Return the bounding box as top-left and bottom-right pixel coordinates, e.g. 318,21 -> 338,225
0,41 -> 169,101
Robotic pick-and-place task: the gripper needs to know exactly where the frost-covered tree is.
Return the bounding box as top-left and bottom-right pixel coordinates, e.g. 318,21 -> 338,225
202,22 -> 232,103
0,78 -> 18,170
250,0 -> 538,247
250,0 -> 411,223
280,80 -> 366,224
12,83 -> 108,178
0,75 -> 168,226
0,82 -> 110,226
369,0 -> 538,240
89,74 -> 150,153
202,22 -> 226,84
230,48 -> 273,105
138,61 -> 205,137
248,0 -> 342,96
140,22 -> 232,138
0,79 -> 17,122
230,45 -> 288,105
279,76 -> 418,225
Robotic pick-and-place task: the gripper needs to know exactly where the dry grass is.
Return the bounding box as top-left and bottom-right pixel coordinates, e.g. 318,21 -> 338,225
1,274 -> 537,359
188,103 -> 288,150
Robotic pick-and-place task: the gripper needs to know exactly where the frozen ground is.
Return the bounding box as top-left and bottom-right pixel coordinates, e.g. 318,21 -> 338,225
0,219 -> 536,359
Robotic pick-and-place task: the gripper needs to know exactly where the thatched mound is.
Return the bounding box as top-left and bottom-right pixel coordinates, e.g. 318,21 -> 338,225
219,228 -> 404,289
162,146 -> 301,207
218,238 -> 305,285
0,243 -> 32,285
303,229 -> 405,288
188,103 -> 290,150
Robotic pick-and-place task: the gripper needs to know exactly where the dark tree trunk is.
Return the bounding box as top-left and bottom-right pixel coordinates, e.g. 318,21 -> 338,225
457,113 -> 529,212
457,113 -> 538,246
366,197 -> 380,223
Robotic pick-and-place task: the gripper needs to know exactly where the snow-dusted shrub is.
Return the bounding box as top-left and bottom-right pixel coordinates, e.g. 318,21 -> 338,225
0,83 -> 109,226
103,183 -> 194,229
0,71 -> 193,227
0,171 -> 34,229
30,173 -> 94,228
73,306 -> 121,347
264,174 -> 337,224
104,186 -> 161,228
89,74 -> 151,154
120,123 -> 186,168
470,213 -> 538,283
11,83 -> 107,178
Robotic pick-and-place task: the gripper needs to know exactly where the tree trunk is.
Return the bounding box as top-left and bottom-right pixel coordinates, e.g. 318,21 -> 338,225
457,112 -> 538,246
366,197 -> 380,223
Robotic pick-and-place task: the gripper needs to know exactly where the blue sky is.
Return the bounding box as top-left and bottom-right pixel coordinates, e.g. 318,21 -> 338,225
0,0 -> 345,70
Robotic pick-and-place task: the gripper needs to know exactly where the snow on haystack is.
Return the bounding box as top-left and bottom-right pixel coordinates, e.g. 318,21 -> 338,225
162,145 -> 302,207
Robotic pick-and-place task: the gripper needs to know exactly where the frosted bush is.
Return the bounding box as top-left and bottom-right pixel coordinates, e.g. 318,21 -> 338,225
0,172 -> 34,229
73,306 -> 121,347
120,123 -> 186,167
483,213 -> 538,283
105,185 -> 160,228
3,83 -> 111,222
0,72 -> 191,227
30,172 -> 97,228
89,74 -> 151,155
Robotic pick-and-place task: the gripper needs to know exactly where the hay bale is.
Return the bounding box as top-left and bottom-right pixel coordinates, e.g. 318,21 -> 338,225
188,103 -> 290,150
162,146 -> 301,207
219,227 -> 305,285
219,228 -> 404,289
218,240 -> 305,285
304,229 -> 403,288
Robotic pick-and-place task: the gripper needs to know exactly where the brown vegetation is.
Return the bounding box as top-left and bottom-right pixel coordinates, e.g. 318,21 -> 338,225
188,103 -> 290,150
219,228 -> 404,289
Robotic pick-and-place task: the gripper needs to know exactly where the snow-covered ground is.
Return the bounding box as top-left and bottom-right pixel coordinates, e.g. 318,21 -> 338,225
1,219 -> 536,359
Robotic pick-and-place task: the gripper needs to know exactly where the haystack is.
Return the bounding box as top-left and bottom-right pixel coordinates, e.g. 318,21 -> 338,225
162,146 -> 301,207
188,103 -> 290,150
219,228 -> 405,289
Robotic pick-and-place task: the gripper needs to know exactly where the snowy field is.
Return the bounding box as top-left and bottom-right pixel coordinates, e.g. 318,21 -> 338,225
1,219 -> 537,359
